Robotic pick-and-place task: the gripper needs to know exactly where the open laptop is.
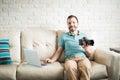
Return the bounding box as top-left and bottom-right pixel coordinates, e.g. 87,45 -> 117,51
24,49 -> 46,67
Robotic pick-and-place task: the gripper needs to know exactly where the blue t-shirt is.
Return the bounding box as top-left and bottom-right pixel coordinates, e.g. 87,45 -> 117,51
58,32 -> 87,59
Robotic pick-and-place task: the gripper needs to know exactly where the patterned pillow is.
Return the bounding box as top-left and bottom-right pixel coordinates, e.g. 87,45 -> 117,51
0,39 -> 12,64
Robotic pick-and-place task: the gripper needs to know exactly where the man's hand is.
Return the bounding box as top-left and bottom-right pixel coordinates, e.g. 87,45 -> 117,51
84,46 -> 96,60
82,41 -> 88,48
44,58 -> 54,63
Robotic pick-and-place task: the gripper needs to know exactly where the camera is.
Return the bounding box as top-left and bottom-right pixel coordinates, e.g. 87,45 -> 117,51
79,37 -> 94,46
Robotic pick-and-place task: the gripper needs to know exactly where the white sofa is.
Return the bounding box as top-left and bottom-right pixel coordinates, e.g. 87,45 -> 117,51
0,28 -> 119,80
119,54 -> 120,80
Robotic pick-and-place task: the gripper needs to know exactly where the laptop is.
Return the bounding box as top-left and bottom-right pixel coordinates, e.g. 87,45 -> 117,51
24,49 -> 46,67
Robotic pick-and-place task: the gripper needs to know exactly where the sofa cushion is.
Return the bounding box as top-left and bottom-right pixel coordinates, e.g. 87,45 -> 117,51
0,30 -> 21,64
0,39 -> 12,64
21,29 -> 57,62
90,61 -> 107,79
17,62 -> 64,80
0,64 -> 17,80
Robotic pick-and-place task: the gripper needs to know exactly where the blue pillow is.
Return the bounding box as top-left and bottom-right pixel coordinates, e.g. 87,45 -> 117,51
0,39 -> 12,64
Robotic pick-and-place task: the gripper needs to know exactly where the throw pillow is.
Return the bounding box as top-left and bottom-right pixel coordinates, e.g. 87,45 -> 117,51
0,39 -> 12,64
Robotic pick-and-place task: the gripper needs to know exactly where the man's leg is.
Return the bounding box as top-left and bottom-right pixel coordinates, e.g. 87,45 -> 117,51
77,58 -> 91,80
64,59 -> 78,80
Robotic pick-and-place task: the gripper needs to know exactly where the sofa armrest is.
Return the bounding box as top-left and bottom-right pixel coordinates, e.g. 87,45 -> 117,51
118,54 -> 120,80
93,48 -> 119,80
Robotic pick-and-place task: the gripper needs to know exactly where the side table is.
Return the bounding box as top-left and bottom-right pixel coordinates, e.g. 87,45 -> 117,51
110,47 -> 120,80
110,47 -> 120,53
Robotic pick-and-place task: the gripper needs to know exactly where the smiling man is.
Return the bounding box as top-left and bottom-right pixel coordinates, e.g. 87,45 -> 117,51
45,15 -> 92,80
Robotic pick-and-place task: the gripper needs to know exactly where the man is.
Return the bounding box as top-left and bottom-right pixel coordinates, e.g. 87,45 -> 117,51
45,15 -> 92,80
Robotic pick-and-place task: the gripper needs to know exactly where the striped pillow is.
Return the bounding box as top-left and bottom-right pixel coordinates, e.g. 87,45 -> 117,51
0,39 -> 12,64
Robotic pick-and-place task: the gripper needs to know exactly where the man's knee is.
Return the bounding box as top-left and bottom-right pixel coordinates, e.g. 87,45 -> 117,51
64,60 -> 77,70
78,58 -> 91,69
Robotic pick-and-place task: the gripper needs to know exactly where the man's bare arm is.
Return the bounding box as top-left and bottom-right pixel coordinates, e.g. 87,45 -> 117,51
44,46 -> 64,63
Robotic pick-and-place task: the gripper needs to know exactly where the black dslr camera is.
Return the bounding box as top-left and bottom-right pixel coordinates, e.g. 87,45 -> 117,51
79,37 -> 94,46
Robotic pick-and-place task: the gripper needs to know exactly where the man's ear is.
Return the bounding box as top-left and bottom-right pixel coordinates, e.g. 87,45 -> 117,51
77,22 -> 79,26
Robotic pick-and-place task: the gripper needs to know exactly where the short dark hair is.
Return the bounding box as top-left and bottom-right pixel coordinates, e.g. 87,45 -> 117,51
67,15 -> 79,23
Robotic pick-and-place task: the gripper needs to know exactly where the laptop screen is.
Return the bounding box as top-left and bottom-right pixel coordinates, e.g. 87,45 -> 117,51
24,49 -> 42,67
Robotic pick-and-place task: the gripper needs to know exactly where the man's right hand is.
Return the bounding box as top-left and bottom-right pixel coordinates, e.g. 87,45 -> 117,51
44,58 -> 54,63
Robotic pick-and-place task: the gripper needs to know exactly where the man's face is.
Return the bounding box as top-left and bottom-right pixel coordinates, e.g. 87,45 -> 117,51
67,17 -> 79,32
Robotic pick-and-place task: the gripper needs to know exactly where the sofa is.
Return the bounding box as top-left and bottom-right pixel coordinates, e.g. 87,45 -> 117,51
0,28 -> 119,80
119,54 -> 120,80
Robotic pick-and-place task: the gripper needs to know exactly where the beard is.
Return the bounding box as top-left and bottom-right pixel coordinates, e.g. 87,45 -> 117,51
69,26 -> 77,32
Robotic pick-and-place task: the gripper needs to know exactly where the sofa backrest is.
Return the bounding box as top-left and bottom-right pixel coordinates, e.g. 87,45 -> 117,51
0,28 -> 65,64
0,28 -> 110,64
21,29 -> 57,62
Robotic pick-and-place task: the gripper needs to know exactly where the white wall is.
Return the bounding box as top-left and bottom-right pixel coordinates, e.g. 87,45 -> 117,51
0,0 -> 120,49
